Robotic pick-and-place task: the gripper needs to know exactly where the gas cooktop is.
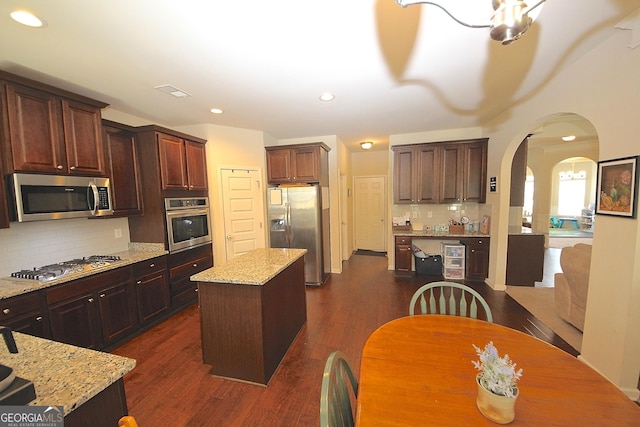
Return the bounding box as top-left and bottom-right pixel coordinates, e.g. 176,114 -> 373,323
10,255 -> 123,282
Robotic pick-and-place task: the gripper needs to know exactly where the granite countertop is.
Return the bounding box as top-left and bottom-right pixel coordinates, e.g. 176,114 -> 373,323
191,248 -> 307,285
0,332 -> 135,415
508,226 -> 545,235
0,243 -> 168,300
394,230 -> 490,238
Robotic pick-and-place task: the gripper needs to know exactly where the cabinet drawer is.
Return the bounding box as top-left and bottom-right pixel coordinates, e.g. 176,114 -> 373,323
169,255 -> 213,280
0,292 -> 41,320
132,256 -> 167,279
46,267 -> 131,305
461,237 -> 489,247
395,236 -> 412,245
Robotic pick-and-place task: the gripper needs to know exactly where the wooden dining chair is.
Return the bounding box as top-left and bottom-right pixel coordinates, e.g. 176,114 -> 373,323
118,416 -> 139,427
320,351 -> 359,427
409,281 -> 493,322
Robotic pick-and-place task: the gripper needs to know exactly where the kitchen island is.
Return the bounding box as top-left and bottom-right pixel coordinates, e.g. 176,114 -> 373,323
191,248 -> 307,385
0,332 -> 135,427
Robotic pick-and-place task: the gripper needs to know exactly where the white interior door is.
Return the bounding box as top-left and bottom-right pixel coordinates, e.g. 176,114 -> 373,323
354,176 -> 386,251
221,168 -> 265,261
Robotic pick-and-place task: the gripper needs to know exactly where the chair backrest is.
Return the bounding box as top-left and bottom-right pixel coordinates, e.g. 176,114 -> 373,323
409,281 -> 493,322
320,351 -> 359,427
118,416 -> 139,427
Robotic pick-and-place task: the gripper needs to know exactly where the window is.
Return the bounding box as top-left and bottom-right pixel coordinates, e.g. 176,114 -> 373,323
558,171 -> 586,216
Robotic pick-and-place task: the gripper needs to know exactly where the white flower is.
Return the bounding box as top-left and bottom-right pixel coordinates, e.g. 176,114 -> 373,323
472,341 -> 523,398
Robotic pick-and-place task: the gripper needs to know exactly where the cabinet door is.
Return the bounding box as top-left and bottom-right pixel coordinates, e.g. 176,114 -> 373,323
394,237 -> 413,272
0,125 -> 9,228
185,140 -> 208,191
439,145 -> 462,203
158,133 -> 187,190
464,238 -> 490,281
393,147 -> 415,204
462,140 -> 488,203
0,292 -> 49,338
266,149 -> 292,183
4,314 -> 48,339
416,145 -> 439,203
135,271 -> 170,324
5,83 -> 66,173
97,281 -> 137,346
103,125 -> 143,216
292,146 -> 319,182
49,293 -> 102,349
61,99 -> 105,176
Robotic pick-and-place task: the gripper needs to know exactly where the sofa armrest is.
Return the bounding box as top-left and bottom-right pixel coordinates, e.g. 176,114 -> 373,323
554,273 -> 572,322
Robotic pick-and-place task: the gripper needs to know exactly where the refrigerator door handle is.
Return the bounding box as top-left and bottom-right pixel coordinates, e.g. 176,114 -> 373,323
285,203 -> 291,245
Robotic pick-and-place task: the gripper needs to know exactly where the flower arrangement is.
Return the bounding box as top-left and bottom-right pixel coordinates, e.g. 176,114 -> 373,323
472,341 -> 522,398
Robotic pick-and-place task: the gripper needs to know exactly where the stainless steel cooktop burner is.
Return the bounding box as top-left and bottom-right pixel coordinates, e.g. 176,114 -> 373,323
10,255 -> 123,281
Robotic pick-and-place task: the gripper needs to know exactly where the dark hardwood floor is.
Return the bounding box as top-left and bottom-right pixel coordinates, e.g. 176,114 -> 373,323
111,254 -> 578,426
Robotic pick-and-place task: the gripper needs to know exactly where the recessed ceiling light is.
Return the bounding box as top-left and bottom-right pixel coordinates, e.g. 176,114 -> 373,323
360,141 -> 373,150
319,93 -> 335,102
10,10 -> 46,28
210,108 -> 223,114
562,135 -> 576,142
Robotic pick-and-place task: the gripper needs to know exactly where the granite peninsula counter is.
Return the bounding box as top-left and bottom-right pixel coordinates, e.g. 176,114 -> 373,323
192,248 -> 307,385
0,332 -> 135,427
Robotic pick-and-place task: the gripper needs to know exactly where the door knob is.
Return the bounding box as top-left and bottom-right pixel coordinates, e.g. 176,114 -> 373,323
227,235 -> 232,240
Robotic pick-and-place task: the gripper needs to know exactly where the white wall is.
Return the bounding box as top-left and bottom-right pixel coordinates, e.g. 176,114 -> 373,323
479,29 -> 640,398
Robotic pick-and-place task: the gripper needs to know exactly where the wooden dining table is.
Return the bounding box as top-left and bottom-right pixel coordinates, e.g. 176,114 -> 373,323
355,315 -> 640,426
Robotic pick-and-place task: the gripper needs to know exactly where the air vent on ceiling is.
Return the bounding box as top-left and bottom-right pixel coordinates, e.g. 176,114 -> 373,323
154,85 -> 191,98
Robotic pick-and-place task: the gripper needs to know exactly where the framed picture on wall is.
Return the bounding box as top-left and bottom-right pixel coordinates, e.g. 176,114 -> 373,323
595,155 -> 639,218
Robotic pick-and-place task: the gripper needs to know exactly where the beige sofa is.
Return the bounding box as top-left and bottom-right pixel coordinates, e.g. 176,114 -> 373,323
554,243 -> 591,331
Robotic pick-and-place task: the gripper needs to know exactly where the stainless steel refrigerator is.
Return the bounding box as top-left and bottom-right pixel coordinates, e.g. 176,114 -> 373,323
268,185 -> 330,285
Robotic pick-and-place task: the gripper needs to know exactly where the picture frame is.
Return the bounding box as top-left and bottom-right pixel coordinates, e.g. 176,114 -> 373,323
595,155 -> 639,218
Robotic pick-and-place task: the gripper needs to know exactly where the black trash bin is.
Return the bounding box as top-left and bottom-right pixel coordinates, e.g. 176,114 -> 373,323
414,254 -> 443,275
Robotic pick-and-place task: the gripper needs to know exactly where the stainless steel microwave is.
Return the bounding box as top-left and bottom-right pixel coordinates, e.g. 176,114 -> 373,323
165,197 -> 212,253
9,173 -> 113,222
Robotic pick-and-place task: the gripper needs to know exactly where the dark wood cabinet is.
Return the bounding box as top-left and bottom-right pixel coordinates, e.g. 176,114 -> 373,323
0,111 -> 9,229
392,139 -> 488,204
460,237 -> 490,281
0,72 -> 107,176
133,256 -> 170,325
157,131 -> 208,191
47,267 -> 135,349
0,292 -> 49,339
129,126 -> 208,246
97,281 -> 137,346
168,244 -> 213,309
265,143 -> 330,185
102,120 -> 143,217
394,236 -> 413,272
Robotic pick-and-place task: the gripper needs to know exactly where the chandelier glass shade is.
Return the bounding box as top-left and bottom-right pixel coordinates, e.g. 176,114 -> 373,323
395,0 -> 546,45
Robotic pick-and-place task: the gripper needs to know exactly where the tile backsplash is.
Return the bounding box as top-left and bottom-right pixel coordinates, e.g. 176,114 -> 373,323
0,217 -> 131,277
391,203 -> 492,230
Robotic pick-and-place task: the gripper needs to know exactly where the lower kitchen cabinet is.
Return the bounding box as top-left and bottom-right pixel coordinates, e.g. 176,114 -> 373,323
460,237 -> 490,281
394,236 -> 413,273
168,244 -> 213,308
132,255 -> 170,325
0,291 -> 49,339
47,267 -> 135,350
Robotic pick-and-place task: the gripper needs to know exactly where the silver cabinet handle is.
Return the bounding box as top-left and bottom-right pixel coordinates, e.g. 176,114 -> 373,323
193,263 -> 198,268
70,166 -> 76,170
150,263 -> 155,268
35,316 -> 43,322
57,165 -> 63,169
136,280 -> 143,285
88,298 -> 94,303
2,309 -> 9,315
99,293 -> 106,298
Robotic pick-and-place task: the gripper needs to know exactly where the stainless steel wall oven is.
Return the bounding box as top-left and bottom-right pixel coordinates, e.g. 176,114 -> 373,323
165,197 -> 212,253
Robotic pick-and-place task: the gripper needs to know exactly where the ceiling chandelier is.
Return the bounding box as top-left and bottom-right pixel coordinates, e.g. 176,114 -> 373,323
395,0 -> 547,45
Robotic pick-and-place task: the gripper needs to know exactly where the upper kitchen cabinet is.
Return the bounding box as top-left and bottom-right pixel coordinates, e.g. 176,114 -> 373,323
392,138 -> 488,204
265,143 -> 330,185
102,120 -> 143,217
136,126 -> 208,192
0,71 -> 108,176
